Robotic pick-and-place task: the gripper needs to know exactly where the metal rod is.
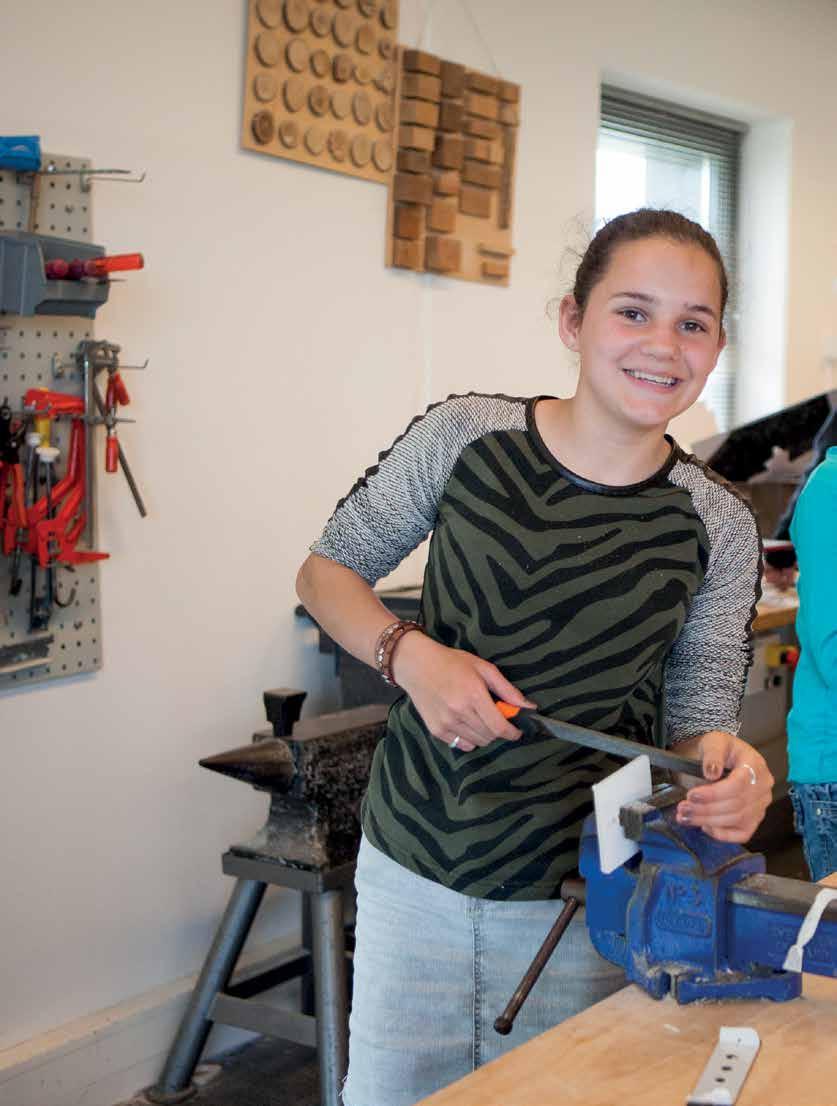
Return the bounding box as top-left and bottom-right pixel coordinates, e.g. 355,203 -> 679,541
28,553 -> 39,631
39,165 -> 147,188
147,878 -> 267,1103
301,892 -> 316,1016
494,895 -> 581,1036
26,171 -> 41,232
44,455 -> 54,613
311,889 -> 349,1106
81,349 -> 94,548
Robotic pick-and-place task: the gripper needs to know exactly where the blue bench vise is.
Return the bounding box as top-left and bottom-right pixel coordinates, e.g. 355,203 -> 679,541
579,785 -> 837,1003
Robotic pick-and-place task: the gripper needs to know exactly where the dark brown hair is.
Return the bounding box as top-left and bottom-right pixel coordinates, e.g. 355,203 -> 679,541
573,209 -> 729,324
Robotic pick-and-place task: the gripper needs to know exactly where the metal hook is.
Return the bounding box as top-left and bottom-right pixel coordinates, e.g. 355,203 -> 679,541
54,566 -> 77,608
78,169 -> 146,192
74,339 -> 149,375
39,162 -> 147,192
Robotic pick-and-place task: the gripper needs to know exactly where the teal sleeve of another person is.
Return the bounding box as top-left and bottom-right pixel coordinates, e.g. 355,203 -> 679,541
787,447 -> 837,783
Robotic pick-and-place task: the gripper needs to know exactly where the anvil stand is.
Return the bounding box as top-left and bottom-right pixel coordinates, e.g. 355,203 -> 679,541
146,691 -> 356,1106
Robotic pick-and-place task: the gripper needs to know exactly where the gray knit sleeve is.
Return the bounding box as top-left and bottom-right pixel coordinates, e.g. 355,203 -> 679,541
664,458 -> 762,742
310,393 -> 528,585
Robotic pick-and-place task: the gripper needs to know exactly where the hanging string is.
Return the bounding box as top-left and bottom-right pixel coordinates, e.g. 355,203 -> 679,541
455,0 -> 501,76
414,0 -> 437,50
414,0 -> 502,76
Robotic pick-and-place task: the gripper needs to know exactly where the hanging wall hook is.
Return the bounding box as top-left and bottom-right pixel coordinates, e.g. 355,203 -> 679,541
54,566 -> 77,609
78,169 -> 146,192
39,161 -> 147,192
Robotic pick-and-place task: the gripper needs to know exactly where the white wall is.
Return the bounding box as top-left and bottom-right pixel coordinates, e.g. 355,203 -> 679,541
1,0 -> 836,1089
738,118 -> 793,422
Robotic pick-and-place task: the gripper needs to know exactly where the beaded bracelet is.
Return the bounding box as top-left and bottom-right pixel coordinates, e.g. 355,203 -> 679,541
374,619 -> 425,687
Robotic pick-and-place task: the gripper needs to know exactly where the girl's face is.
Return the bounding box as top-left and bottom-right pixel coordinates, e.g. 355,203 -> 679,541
558,236 -> 726,436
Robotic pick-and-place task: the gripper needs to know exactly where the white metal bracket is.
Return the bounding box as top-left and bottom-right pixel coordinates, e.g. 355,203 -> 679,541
686,1026 -> 760,1105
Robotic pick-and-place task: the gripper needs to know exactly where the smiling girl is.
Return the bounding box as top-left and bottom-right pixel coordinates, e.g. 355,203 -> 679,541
297,209 -> 773,1106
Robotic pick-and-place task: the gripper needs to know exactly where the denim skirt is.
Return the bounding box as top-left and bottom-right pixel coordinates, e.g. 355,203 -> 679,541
790,781 -> 837,882
342,835 -> 626,1106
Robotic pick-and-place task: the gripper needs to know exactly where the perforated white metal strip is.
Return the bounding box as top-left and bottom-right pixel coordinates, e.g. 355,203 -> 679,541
686,1027 -> 760,1106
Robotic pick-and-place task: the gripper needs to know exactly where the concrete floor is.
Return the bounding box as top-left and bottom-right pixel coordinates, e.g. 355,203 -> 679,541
172,1038 -> 318,1106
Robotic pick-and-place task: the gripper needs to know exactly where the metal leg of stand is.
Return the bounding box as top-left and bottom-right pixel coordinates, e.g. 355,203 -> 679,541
311,888 -> 349,1106
301,891 -> 316,1017
146,878 -> 267,1104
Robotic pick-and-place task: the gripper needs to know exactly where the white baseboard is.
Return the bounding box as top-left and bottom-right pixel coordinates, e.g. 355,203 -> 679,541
0,937 -> 301,1106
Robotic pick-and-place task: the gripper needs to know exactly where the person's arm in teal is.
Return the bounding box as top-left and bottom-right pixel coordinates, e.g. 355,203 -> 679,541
794,458 -> 837,687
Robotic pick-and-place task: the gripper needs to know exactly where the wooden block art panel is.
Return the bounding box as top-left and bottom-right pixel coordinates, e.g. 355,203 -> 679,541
242,0 -> 400,183
386,49 -> 519,286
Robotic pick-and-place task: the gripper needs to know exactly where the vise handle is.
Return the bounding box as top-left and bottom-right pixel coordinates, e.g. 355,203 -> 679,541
494,879 -> 585,1035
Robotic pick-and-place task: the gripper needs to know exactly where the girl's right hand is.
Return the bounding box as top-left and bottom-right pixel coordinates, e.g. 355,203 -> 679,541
391,632 -> 536,752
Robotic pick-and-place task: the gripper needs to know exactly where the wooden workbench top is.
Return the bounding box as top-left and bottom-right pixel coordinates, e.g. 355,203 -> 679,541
420,875 -> 837,1106
753,595 -> 798,633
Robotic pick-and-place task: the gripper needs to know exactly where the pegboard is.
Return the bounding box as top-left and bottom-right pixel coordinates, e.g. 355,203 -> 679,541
0,154 -> 103,689
386,50 -> 519,285
241,0 -> 400,183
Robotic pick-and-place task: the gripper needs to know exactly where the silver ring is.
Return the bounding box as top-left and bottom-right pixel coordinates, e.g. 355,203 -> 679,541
450,736 -> 461,750
742,762 -> 757,786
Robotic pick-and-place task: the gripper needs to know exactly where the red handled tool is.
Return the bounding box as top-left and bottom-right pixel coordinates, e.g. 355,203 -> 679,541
103,366 -> 130,474
67,252 -> 144,279
44,258 -> 69,279
22,389 -> 108,567
45,254 -> 144,281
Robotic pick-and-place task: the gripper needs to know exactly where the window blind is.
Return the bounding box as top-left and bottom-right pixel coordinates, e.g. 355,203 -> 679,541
599,86 -> 746,431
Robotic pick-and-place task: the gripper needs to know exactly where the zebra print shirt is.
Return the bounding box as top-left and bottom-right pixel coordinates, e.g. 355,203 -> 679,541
312,393 -> 762,900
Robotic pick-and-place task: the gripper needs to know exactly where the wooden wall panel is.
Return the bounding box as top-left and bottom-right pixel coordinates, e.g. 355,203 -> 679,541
241,0 -> 399,185
386,48 -> 519,286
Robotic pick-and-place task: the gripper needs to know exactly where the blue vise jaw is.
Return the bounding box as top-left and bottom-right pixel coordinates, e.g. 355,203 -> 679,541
578,786 -> 837,1004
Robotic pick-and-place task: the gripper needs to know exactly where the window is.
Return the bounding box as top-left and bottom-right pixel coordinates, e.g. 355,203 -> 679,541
596,86 -> 746,431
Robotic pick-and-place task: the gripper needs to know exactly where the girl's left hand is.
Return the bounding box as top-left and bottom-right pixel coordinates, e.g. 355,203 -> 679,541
673,730 -> 774,843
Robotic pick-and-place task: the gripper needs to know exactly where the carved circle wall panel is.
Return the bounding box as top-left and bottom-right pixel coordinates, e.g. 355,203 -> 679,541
242,0 -> 399,183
